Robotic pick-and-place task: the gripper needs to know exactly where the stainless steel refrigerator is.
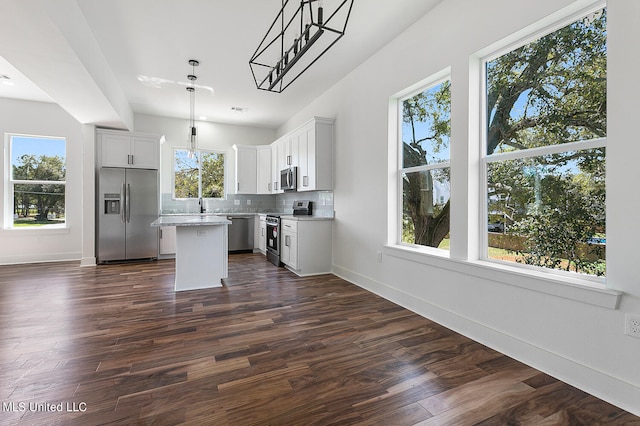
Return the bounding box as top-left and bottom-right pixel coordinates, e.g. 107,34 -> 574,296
97,168 -> 158,263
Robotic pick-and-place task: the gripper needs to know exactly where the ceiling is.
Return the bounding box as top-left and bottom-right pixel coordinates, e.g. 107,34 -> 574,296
0,0 -> 443,130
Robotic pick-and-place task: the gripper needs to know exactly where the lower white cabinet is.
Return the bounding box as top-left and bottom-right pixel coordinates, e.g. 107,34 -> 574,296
281,220 -> 298,269
256,215 -> 267,254
159,226 -> 176,255
280,218 -> 332,276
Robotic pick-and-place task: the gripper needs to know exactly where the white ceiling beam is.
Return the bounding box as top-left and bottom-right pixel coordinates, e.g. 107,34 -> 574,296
0,0 -> 133,129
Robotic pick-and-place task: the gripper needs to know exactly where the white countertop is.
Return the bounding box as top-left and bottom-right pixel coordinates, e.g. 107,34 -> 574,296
151,215 -> 231,227
280,215 -> 334,221
158,212 -> 334,222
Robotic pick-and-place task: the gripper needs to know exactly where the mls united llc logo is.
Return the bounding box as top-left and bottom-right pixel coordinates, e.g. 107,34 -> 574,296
2,401 -> 87,413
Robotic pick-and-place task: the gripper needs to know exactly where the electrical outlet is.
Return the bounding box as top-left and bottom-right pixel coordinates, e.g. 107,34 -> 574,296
625,314 -> 640,338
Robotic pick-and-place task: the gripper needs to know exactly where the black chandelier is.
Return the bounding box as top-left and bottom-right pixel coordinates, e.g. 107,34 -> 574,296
249,0 -> 354,93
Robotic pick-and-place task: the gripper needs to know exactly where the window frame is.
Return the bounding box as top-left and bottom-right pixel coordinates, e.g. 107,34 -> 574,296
385,3 -> 618,308
396,74 -> 452,254
172,147 -> 226,200
5,133 -> 67,230
478,4 -> 607,281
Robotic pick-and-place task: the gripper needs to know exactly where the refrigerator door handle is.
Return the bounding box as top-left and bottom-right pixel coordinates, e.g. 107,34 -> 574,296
126,183 -> 131,223
120,182 -> 126,224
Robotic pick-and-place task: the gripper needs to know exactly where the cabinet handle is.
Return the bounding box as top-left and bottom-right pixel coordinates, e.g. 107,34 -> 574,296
159,229 -> 163,239
285,235 -> 290,246
268,183 -> 272,192
120,183 -> 126,224
237,182 -> 240,191
287,155 -> 291,166
303,176 -> 308,187
130,154 -> 134,165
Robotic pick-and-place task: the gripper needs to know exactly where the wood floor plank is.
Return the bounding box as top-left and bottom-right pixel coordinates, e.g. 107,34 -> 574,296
0,254 -> 637,425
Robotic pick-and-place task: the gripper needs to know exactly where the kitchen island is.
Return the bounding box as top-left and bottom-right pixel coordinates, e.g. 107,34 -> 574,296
151,215 -> 231,291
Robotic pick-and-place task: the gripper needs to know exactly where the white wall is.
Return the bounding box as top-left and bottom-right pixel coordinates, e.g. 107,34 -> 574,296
279,0 -> 640,416
0,98 -> 86,264
134,114 -> 276,195
0,109 -> 276,265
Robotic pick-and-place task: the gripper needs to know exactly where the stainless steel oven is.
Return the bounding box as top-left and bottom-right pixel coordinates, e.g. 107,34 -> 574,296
266,214 -> 282,266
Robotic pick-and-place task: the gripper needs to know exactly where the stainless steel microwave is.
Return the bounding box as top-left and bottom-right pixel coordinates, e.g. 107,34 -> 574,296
280,167 -> 297,191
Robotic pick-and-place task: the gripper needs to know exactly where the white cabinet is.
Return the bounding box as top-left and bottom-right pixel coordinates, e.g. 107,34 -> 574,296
295,117 -> 334,191
269,117 -> 333,193
257,146 -> 272,194
229,145 -> 257,194
271,136 -> 291,193
280,218 -> 332,276
256,215 -> 267,254
97,129 -> 159,169
159,226 -> 176,255
281,219 -> 298,269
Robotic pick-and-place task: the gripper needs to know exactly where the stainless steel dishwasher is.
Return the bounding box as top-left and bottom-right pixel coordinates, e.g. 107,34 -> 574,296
227,216 -> 254,253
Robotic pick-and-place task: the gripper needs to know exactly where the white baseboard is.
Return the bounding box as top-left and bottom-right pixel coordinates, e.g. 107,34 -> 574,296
0,251 -> 82,265
80,257 -> 96,266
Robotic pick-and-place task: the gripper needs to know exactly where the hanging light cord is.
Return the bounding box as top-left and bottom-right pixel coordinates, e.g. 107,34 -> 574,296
187,59 -> 199,153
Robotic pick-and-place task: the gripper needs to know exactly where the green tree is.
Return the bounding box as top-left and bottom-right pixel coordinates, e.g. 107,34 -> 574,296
201,152 -> 225,198
12,154 -> 65,221
402,80 -> 451,247
485,9 -> 607,274
486,10 -> 606,155
174,150 -> 225,199
174,152 -> 199,198
402,9 -> 607,272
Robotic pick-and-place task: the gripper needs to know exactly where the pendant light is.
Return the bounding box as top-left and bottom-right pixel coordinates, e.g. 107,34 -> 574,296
249,0 -> 354,93
187,59 -> 199,159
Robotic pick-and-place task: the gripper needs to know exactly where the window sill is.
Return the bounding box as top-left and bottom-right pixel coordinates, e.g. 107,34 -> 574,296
384,244 -> 621,310
2,226 -> 70,236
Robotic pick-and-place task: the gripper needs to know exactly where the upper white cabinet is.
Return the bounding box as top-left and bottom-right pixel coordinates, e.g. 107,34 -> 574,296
229,145 -> 258,194
256,145 -> 272,194
224,117 -> 334,195
271,136 -> 285,193
294,117 -> 333,191
273,117 -> 334,193
97,129 -> 159,170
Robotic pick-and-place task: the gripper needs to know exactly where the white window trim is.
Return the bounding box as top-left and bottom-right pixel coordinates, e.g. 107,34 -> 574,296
172,148 -> 226,200
395,72 -> 452,254
4,133 -> 67,230
383,244 -> 620,310
479,5 -> 607,280
385,2 -> 620,310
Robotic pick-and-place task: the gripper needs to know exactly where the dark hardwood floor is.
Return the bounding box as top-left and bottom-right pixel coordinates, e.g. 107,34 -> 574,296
0,253 -> 637,425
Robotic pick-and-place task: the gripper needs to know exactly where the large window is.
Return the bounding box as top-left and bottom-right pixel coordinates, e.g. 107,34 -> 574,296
483,7 -> 607,276
399,78 -> 451,250
8,134 -> 66,228
174,149 -> 225,199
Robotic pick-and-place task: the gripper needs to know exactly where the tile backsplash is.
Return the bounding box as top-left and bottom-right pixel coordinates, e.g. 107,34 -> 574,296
161,191 -> 334,217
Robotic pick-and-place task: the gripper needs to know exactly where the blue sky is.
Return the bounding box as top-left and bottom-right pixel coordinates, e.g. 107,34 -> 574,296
11,136 -> 65,165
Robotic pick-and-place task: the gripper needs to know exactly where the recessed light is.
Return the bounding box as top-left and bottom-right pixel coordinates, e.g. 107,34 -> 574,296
0,74 -> 13,86
199,116 -> 208,121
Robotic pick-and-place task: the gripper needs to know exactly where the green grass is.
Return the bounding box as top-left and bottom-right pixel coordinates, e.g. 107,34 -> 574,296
13,217 -> 65,227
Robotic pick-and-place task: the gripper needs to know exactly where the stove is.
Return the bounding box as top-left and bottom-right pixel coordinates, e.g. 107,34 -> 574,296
265,214 -> 281,266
